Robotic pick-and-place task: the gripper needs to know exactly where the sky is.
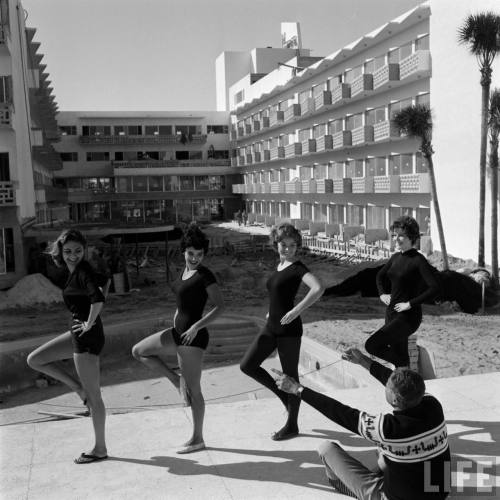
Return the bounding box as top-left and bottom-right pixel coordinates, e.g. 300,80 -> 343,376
22,0 -> 424,111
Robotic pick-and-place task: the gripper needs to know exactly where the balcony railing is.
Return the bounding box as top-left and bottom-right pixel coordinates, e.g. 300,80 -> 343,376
374,175 -> 400,193
270,146 -> 285,160
238,155 -> 246,166
373,64 -> 400,89
285,180 -> 302,194
269,110 -> 284,127
112,159 -> 231,169
333,130 -> 352,149
333,178 -> 352,194
301,139 -> 316,155
351,125 -> 374,146
232,184 -> 243,194
400,173 -> 430,193
0,104 -> 12,126
285,143 -> 302,158
331,84 -> 350,104
352,176 -> 374,193
399,50 -> 431,80
284,104 -> 301,122
300,97 -> 315,115
316,135 -> 333,152
316,178 -> 333,193
301,179 -> 317,194
79,134 -> 207,145
373,120 -> 400,142
270,181 -> 285,193
263,182 -> 271,194
314,91 -> 332,110
0,181 -> 15,205
350,74 -> 373,97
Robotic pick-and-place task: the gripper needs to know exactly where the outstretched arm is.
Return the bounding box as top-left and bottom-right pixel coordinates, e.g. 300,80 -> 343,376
343,347 -> 392,386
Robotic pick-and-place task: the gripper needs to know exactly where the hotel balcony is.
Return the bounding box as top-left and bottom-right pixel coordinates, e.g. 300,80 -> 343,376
238,155 -> 246,166
400,173 -> 430,193
270,181 -> 285,193
285,180 -> 302,194
231,184 -> 242,194
253,151 -> 262,163
231,157 -> 238,167
285,143 -> 302,158
230,128 -> 237,141
0,181 -> 15,206
373,64 -> 400,90
301,139 -> 316,155
284,104 -> 301,122
262,182 -> 271,194
263,150 -> 271,161
270,146 -> 285,160
112,159 -> 232,169
78,134 -> 208,145
399,50 -> 431,80
352,176 -> 374,193
253,120 -> 261,132
351,125 -> 374,146
316,135 -> 334,152
301,179 -> 317,194
269,111 -> 284,127
331,84 -> 351,105
237,127 -> 245,138
373,120 -> 400,142
0,104 -> 12,126
350,74 -> 373,98
250,183 -> 262,194
374,175 -> 400,193
332,130 -> 352,149
314,91 -> 332,111
333,178 -> 352,194
245,124 -> 252,135
246,154 -> 253,164
262,117 -> 270,128
316,178 -> 333,193
300,97 -> 315,115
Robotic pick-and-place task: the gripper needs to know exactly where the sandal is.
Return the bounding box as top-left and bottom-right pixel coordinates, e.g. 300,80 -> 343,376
74,453 -> 108,464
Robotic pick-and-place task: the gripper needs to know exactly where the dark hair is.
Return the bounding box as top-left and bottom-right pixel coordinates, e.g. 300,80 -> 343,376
390,216 -> 420,244
388,368 -> 425,409
180,223 -> 209,254
49,229 -> 87,267
270,223 -> 302,249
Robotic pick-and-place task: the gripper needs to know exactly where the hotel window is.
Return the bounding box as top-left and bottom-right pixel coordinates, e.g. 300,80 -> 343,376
389,98 -> 413,119
165,175 -> 180,191
416,93 -> 430,106
59,125 -> 77,136
388,42 -> 412,63
301,203 -> 313,220
209,175 -> 225,190
180,176 -> 194,191
195,176 -> 210,190
211,149 -> 229,159
330,204 -> 344,224
60,152 -> 78,162
365,107 -> 386,125
313,123 -> 326,138
346,205 -> 364,225
343,65 -> 362,84
365,55 -> 385,73
298,128 -> 310,142
148,176 -> 163,191
389,154 -> 413,175
65,178 -> 81,189
298,89 -> 310,104
117,177 -> 132,193
416,152 -> 429,173
132,176 -> 148,192
86,152 -> 110,162
345,113 -> 363,131
314,164 -> 328,179
145,125 -> 172,135
0,227 -> 15,274
329,161 -> 344,179
82,126 -> 111,136
328,119 -> 343,134
175,125 -> 202,136
0,152 -> 9,180
300,166 -> 313,180
138,151 -> 160,160
415,34 -> 429,51
207,125 -> 228,134
328,75 -> 342,89
0,75 -> 12,103
235,90 -> 245,105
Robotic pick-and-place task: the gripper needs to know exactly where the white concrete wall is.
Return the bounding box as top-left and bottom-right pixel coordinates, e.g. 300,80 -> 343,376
215,51 -> 252,111
430,0 -> 500,264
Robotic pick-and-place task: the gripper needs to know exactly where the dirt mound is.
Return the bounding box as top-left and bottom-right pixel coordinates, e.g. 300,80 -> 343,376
0,273 -> 63,309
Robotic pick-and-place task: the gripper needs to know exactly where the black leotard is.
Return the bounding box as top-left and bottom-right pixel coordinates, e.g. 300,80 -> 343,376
266,260 -> 309,337
170,265 -> 217,349
63,260 -> 108,355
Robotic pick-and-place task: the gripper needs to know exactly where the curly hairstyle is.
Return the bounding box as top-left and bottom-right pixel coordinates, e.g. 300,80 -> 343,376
49,229 -> 87,267
180,223 -> 209,254
390,216 -> 420,244
388,368 -> 426,409
270,223 -> 302,249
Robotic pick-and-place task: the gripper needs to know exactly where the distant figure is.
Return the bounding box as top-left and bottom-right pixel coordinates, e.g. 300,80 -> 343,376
27,229 -> 110,464
236,209 -> 242,226
242,210 -> 248,226
274,347 -> 450,499
240,223 -> 324,440
132,224 -> 224,454
366,216 -> 439,367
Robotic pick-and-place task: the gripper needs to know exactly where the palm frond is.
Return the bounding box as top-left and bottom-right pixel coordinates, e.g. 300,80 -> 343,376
458,12 -> 500,57
392,104 -> 432,140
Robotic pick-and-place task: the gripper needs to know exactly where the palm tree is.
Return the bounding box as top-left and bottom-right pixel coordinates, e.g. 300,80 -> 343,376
488,89 -> 500,286
458,12 -> 500,267
393,104 -> 449,270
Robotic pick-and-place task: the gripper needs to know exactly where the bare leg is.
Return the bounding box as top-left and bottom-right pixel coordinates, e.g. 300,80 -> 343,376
27,331 -> 85,402
177,346 -> 205,446
74,353 -> 107,457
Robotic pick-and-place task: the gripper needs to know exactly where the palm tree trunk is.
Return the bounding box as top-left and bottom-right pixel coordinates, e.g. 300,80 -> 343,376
490,135 -> 499,287
426,154 -> 449,270
478,80 -> 490,267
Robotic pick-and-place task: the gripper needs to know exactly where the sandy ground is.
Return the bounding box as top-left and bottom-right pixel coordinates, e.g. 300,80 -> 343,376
1,222 -> 499,382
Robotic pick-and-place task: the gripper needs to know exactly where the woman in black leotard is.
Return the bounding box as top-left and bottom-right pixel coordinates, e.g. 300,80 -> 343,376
365,216 -> 439,367
132,224 -> 224,454
27,229 -> 110,464
240,223 -> 323,440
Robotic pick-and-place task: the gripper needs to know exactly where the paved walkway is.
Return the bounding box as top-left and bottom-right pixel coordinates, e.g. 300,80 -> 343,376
1,365 -> 499,499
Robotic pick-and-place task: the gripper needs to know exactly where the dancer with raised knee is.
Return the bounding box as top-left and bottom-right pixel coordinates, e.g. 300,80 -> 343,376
240,223 -> 323,440
27,229 -> 110,464
132,224 -> 224,453
365,216 -> 439,368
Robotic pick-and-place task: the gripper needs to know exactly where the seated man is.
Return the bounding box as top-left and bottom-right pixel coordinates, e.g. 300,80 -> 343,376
273,348 -> 450,500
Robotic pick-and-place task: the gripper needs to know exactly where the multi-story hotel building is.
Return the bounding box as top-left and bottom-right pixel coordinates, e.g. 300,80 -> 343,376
54,111 -> 240,227
219,0 -> 500,263
0,0 -> 66,288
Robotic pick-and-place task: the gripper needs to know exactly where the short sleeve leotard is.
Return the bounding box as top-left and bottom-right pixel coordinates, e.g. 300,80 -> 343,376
170,265 -> 217,349
266,260 -> 309,337
63,260 -> 108,355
